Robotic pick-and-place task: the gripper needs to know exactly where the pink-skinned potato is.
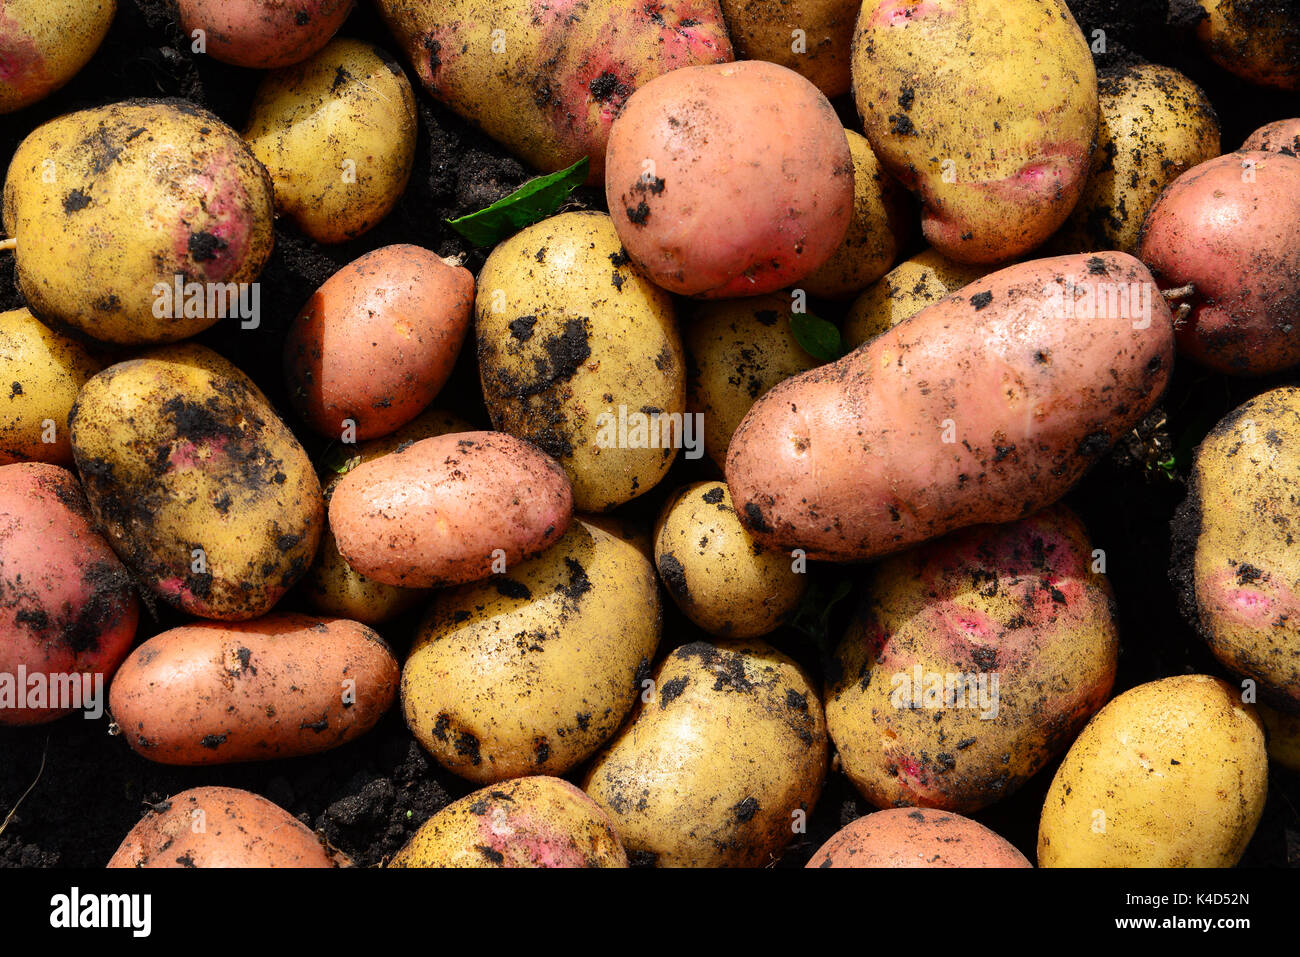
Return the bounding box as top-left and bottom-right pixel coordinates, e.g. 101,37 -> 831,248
0,464 -> 138,725
329,431 -> 573,588
807,808 -> 1030,868
726,252 -> 1174,561
176,0 -> 354,69
1242,118 -> 1300,155
1138,150 -> 1300,376
374,0 -> 733,183
605,60 -> 854,298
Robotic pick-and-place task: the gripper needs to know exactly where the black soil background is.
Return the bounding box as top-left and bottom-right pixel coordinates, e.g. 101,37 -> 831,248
1,0 -> 1299,868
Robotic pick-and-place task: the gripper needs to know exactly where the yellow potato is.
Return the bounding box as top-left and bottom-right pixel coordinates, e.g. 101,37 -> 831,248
245,38 -> 417,244
717,0 -> 859,96
0,0 -> 116,114
1038,675 -> 1267,867
842,248 -> 991,349
1259,704 -> 1300,773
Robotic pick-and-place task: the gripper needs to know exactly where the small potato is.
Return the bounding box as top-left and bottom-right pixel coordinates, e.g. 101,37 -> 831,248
1195,0 -> 1300,91
1138,151 -> 1300,376
842,248 -> 991,349
284,245 -> 474,440
244,39 -> 417,244
402,520 -> 660,783
654,482 -> 805,638
329,431 -> 572,588
109,613 -> 397,765
0,464 -> 138,725
0,307 -> 105,466
1243,118 -> 1300,154
107,786 -> 336,868
0,0 -> 115,114
807,809 -> 1030,868
389,776 -> 628,868
717,0 -> 859,96
605,61 -> 853,298
1038,675 -> 1267,867
2,100 -> 274,345
176,0 -> 354,69
1259,704 -> 1300,773
584,639 -> 827,867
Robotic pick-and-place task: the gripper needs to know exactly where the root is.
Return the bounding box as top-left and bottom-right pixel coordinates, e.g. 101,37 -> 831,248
0,735 -> 49,838
0,237 -> 15,254
1161,283 -> 1196,301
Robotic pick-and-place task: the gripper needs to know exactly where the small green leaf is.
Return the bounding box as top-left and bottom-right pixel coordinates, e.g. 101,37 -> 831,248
321,444 -> 362,477
789,313 -> 844,362
447,157 -> 590,247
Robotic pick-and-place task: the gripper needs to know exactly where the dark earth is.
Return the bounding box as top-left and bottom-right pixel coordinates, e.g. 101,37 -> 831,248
2,0 -> 1300,868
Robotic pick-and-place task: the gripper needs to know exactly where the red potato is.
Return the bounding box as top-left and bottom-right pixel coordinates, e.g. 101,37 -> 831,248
605,60 -> 854,298
284,245 -> 474,440
1138,151 -> 1300,376
329,431 -> 573,588
107,786 -> 337,868
726,252 -> 1174,561
807,809 -> 1030,868
109,613 -> 398,765
0,463 -> 138,725
1242,118 -> 1300,155
176,0 -> 354,70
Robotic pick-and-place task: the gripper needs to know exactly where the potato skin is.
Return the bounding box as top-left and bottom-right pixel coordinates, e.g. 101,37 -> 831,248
109,613 -> 397,765
0,0 -> 115,114
107,786 -> 336,868
1259,704 -> 1300,772
176,0 -> 354,69
1037,675 -> 1267,867
1196,0 -> 1300,91
402,520 -> 660,783
1138,151 -> 1300,376
0,308 -> 105,466
374,0 -> 733,182
285,245 -> 474,440
69,344 -> 323,621
244,39 -> 416,244
826,507 -> 1117,813
476,212 -> 684,512
3,100 -> 274,345
843,248 -> 991,350
583,639 -> 827,867
1243,118 -> 1300,154
717,0 -> 858,96
807,808 -> 1030,868
389,776 -> 628,868
330,431 -> 572,589
0,464 -> 138,725
727,252 -> 1174,561
852,0 -> 1097,264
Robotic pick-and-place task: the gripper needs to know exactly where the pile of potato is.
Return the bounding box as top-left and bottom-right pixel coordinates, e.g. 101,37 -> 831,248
1,0 -> 1299,869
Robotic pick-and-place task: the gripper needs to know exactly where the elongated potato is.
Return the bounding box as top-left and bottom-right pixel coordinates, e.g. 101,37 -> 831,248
0,0 -> 116,114
843,248 -> 992,349
726,253 -> 1174,561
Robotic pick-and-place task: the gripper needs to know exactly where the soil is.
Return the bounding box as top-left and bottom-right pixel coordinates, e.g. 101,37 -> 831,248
2,1 -> 1299,869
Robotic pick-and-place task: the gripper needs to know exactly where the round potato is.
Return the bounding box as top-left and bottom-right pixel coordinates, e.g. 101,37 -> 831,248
244,39 -> 417,244
605,61 -> 853,298
176,0 -> 354,69
717,0 -> 859,96
807,808 -> 1030,868
476,211 -> 685,512
1037,675 -> 1267,867
69,344 -> 323,620
654,482 -> 805,638
583,639 -> 827,867
842,248 -> 991,349
389,776 -> 628,868
0,0 -> 116,114
1195,0 -> 1300,91
1243,117 -> 1300,154
402,520 -> 660,783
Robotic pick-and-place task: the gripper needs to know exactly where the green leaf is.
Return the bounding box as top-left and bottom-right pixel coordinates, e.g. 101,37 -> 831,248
321,444 -> 362,477
447,157 -> 590,247
789,313 -> 844,362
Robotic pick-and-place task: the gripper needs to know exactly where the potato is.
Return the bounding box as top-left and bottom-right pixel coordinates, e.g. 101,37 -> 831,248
842,248 -> 991,350
109,613 -> 397,765
578,511 -> 654,562
717,0 -> 858,96
655,482 -> 805,638
583,639 -> 827,867
1243,118 -> 1300,155
685,294 -> 822,468
827,506 -> 1117,813
1038,675 -> 1267,867
2,100 -> 274,345
1138,151 -> 1300,376
605,61 -> 853,298
374,0 -> 733,182
726,253 -> 1174,561
1050,64 -> 1220,256
807,808 -> 1030,868
389,776 -> 628,868
0,0 -> 115,114
1259,704 -> 1300,773
0,307 -> 105,466
476,212 -> 685,511
1172,387 -> 1300,713
402,520 -> 660,783
69,344 -> 323,620
285,245 -> 474,440
244,39 -> 416,244
0,464 -> 137,725
107,786 -> 336,868
330,431 -> 572,589
1195,0 -> 1300,91
852,0 -> 1097,264
176,0 -> 354,69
